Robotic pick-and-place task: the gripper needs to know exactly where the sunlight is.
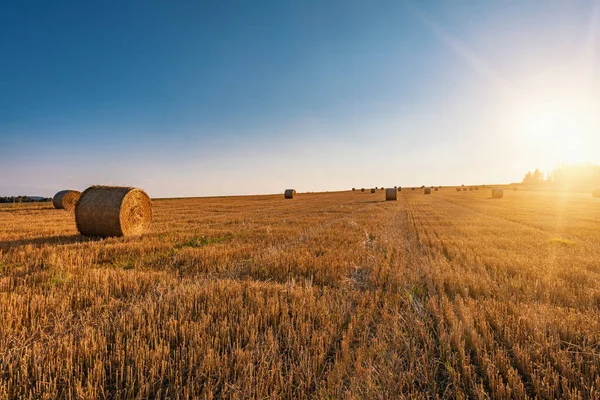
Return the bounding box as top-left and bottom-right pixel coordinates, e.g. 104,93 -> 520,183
510,80 -> 599,167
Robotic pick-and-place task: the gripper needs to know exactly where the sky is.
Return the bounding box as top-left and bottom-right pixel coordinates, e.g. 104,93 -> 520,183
1,0 -> 599,198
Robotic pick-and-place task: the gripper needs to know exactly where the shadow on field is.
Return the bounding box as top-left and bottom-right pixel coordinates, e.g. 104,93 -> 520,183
0,234 -> 100,249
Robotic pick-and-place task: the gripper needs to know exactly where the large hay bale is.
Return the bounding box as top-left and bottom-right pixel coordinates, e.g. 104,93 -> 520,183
492,188 -> 504,198
385,188 -> 397,201
52,190 -> 81,211
371,188 -> 376,193
424,187 -> 431,195
284,189 -> 296,199
593,189 -> 600,198
75,186 -> 152,237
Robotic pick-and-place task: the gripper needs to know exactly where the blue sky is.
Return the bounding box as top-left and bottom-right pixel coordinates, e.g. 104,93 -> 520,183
1,1 -> 599,197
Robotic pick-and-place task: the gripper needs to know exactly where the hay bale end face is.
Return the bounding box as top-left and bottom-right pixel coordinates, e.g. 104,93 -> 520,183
371,188 -> 376,193
361,188 -> 365,192
352,188 -> 356,191
424,187 -> 431,195
75,186 -> 152,237
593,189 -> 600,198
284,189 -> 296,199
52,190 -> 81,211
385,188 -> 397,201
492,188 -> 504,199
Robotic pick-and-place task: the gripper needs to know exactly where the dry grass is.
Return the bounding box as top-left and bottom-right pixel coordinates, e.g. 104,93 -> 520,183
1,189 -> 599,398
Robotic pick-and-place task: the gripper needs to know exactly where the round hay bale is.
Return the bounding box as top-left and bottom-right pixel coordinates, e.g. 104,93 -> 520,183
352,188 -> 356,191
371,188 -> 376,193
385,188 -> 397,201
75,186 -> 152,237
456,187 -> 461,192
492,188 -> 504,199
52,190 -> 81,211
398,187 -> 402,192
361,188 -> 365,192
284,189 -> 296,199
434,187 -> 439,192
593,189 -> 600,198
424,187 -> 431,195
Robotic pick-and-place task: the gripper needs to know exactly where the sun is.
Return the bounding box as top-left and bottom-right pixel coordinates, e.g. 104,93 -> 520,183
510,81 -> 599,167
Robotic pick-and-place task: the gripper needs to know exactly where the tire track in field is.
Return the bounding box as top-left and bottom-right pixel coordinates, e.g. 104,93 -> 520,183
402,195 -> 538,398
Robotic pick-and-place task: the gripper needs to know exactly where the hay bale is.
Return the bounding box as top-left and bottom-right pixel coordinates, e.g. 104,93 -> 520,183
284,189 -> 296,199
371,188 -> 376,193
492,188 -> 504,199
434,187 -> 439,192
593,189 -> 600,198
361,188 -> 365,192
75,186 -> 152,237
385,188 -> 397,201
52,190 -> 81,211
456,187 -> 461,192
352,188 -> 356,191
469,187 -> 473,191
398,187 -> 402,192
424,187 -> 431,195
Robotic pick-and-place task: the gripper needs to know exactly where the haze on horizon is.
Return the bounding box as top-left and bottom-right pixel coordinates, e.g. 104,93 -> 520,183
1,1 -> 599,198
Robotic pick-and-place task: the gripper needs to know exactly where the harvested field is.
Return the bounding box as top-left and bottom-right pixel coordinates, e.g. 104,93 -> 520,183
1,188 -> 599,398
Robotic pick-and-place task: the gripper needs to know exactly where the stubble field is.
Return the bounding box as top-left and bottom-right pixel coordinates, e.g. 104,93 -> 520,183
1,188 -> 599,399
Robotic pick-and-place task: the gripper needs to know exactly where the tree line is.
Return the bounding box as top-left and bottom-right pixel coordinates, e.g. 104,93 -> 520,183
0,196 -> 52,203
523,164 -> 600,190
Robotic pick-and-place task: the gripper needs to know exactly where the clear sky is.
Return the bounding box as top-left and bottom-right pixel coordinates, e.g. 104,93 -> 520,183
1,1 -> 599,198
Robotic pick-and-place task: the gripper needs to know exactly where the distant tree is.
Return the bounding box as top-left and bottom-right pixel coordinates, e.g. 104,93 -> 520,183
523,169 -> 544,185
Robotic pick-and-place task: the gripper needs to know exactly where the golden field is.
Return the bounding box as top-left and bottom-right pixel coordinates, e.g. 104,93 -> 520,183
1,188 -> 599,399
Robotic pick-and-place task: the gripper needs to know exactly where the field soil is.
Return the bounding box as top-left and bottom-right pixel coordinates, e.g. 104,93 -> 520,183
1,189 -> 599,398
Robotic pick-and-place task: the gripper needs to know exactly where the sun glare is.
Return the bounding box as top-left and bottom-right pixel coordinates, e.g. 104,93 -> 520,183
511,81 -> 599,167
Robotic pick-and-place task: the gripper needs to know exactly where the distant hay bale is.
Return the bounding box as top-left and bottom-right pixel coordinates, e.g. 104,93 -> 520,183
462,188 -> 467,191
385,188 -> 397,201
456,187 -> 461,192
352,188 -> 356,191
75,186 -> 152,237
398,187 -> 402,192
593,189 -> 600,198
52,190 -> 81,211
412,188 -> 415,191
361,188 -> 365,192
469,187 -> 473,191
434,187 -> 439,192
284,189 -> 296,199
371,188 -> 376,193
424,187 -> 431,195
475,187 -> 479,190
492,188 -> 504,199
